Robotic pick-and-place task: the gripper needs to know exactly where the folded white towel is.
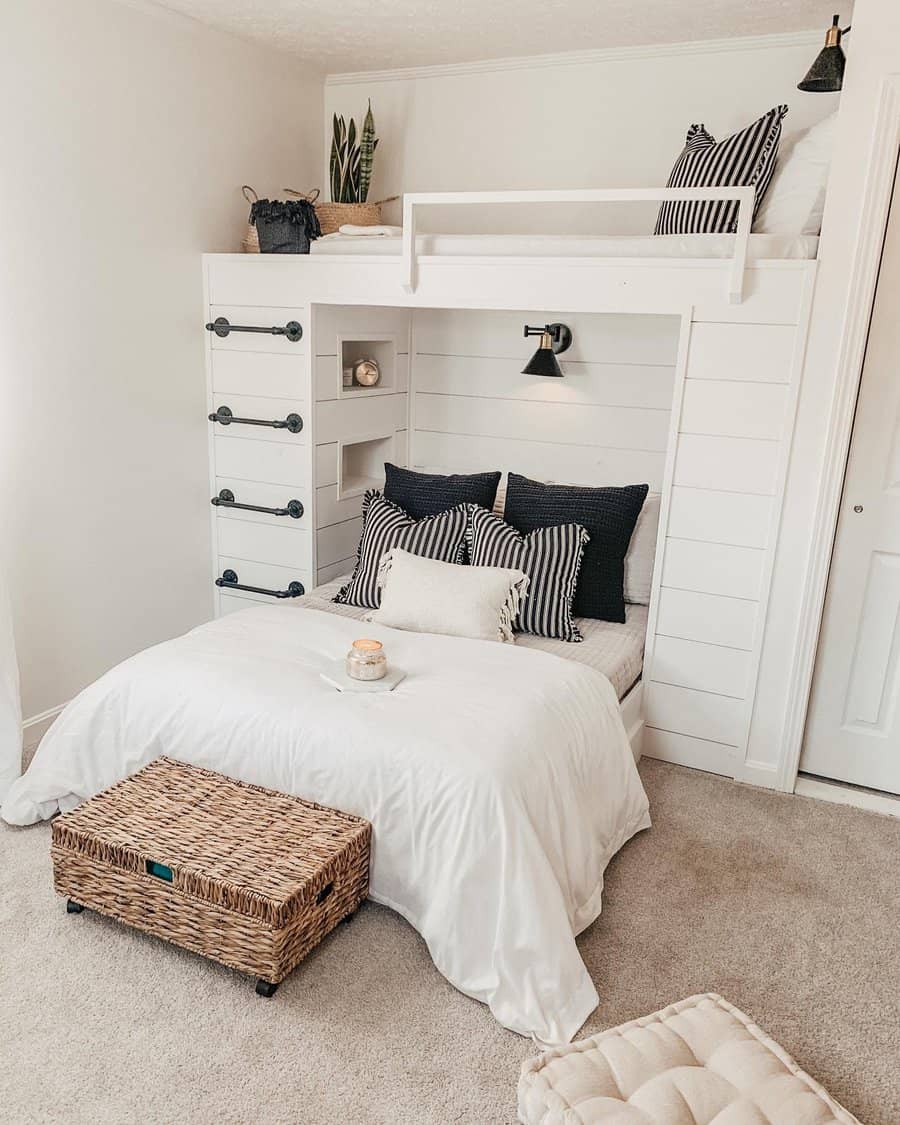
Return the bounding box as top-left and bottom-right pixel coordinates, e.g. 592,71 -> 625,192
337,224 -> 403,237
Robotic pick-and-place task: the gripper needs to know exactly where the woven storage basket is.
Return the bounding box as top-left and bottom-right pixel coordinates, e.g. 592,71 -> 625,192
242,186 -> 321,253
51,757 -> 371,991
315,196 -> 400,235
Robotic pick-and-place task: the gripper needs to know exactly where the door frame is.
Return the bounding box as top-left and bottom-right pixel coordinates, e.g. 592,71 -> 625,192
781,75 -> 900,793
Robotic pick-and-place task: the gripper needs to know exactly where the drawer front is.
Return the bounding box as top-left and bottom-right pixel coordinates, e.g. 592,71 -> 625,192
207,305 -> 307,355
211,349 -> 308,400
209,394 -> 306,445
217,519 -> 311,570
213,477 -> 309,530
213,435 -> 309,488
215,557 -> 311,605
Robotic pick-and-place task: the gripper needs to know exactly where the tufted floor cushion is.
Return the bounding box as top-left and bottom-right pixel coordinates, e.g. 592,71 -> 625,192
518,994 -> 860,1124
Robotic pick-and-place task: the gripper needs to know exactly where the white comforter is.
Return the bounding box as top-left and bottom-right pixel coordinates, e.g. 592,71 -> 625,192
2,605 -> 650,1043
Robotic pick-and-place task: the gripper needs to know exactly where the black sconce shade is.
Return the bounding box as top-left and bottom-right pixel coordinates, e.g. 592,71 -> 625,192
522,323 -> 572,377
798,15 -> 848,92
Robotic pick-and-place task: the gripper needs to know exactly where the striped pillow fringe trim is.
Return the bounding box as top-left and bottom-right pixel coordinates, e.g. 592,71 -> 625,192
333,491 -> 470,609
654,105 -> 787,236
466,506 -> 588,642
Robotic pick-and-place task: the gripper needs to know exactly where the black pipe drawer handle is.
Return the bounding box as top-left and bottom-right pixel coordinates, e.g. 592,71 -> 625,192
206,316 -> 303,343
216,569 -> 304,599
209,405 -> 303,434
211,489 -> 304,519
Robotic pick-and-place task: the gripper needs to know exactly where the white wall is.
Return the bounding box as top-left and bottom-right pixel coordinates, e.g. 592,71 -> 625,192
0,0 -> 323,728
324,33 -> 839,233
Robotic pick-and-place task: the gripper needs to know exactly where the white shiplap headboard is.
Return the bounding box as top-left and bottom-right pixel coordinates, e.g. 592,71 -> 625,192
409,308 -> 679,492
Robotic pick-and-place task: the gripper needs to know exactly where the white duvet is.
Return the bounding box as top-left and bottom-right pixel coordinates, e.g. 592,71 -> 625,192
2,605 -> 650,1043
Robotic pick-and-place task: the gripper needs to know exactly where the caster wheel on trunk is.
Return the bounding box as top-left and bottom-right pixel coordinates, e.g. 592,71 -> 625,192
66,900 -> 84,914
255,979 -> 278,998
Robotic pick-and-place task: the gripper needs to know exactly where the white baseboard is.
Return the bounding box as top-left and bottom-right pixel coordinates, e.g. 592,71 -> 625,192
22,704 -> 66,769
794,775 -> 900,820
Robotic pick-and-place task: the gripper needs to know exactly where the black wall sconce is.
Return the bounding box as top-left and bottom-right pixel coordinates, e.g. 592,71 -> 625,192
522,323 -> 573,377
798,15 -> 850,92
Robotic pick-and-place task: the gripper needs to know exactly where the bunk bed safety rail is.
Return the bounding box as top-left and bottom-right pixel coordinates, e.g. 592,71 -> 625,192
400,187 -> 756,304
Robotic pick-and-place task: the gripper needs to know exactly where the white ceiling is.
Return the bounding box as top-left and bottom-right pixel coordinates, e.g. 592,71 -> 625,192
149,0 -> 850,74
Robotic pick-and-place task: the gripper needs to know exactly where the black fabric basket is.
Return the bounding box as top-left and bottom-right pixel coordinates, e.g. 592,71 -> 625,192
250,198 -> 321,254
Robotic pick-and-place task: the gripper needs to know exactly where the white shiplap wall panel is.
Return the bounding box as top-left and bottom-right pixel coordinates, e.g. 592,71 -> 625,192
673,434 -> 779,495
213,436 -> 308,488
661,538 -> 764,601
680,380 -> 789,441
654,587 -> 757,651
211,351 -> 308,400
316,393 -> 407,445
208,305 -> 308,355
686,322 -> 796,383
642,295 -> 812,777
413,308 -> 679,365
409,310 -> 679,495
414,354 -> 675,410
209,394 -> 308,445
413,430 -> 668,492
644,681 -> 744,747
666,487 -> 772,549
651,635 -> 751,699
415,394 -> 670,453
314,305 -> 412,353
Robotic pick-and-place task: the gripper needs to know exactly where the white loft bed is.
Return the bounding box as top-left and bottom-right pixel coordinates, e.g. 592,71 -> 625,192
201,188 -> 818,787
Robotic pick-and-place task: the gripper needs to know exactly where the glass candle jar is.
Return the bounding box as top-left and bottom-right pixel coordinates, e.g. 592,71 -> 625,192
346,638 -> 387,681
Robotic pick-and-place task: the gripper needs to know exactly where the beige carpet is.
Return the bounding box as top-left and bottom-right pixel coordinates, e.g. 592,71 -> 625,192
1,759 -> 897,1125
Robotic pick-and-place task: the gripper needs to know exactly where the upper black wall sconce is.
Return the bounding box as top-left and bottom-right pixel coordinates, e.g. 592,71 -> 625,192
798,15 -> 850,92
522,323 -> 573,377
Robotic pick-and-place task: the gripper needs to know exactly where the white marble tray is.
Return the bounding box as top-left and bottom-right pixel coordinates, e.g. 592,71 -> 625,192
320,659 -> 407,693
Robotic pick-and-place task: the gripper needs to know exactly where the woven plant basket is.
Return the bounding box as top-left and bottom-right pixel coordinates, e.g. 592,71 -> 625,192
242,186 -> 321,253
315,196 -> 399,235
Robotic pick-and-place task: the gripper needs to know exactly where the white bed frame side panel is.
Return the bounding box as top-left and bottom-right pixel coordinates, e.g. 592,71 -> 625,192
641,269 -> 818,777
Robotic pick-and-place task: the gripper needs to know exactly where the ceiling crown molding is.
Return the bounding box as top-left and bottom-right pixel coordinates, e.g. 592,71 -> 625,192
326,30 -> 821,86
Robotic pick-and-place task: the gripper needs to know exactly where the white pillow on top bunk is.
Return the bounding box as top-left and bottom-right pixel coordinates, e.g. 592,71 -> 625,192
754,112 -> 837,236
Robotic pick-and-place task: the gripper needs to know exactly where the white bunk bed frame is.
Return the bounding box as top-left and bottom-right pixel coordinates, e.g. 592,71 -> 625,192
203,187 -> 818,789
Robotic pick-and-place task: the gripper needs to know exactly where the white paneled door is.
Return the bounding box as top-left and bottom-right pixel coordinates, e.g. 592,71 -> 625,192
802,160 -> 900,795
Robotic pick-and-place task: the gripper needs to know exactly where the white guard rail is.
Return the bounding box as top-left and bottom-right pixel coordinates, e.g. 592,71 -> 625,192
400,187 -> 756,304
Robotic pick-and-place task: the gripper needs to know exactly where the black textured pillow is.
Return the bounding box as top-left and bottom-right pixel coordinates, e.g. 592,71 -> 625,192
655,104 -> 787,235
466,506 -> 588,642
503,475 -> 648,623
334,491 -> 469,609
383,463 -> 501,519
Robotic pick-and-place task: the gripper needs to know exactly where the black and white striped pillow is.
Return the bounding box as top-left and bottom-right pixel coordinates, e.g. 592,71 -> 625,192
334,491 -> 469,609
655,105 -> 788,236
465,505 -> 588,642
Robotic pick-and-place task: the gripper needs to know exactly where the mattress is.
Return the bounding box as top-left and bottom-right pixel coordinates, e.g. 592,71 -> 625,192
299,577 -> 648,701
310,231 -> 819,260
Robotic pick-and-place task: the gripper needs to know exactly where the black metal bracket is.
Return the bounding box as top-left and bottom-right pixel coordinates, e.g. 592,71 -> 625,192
211,489 -> 304,519
216,569 -> 304,599
523,323 -> 573,354
206,316 -> 302,343
209,406 -> 303,433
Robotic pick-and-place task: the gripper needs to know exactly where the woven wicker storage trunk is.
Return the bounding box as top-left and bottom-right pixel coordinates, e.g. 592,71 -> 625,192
51,757 -> 371,994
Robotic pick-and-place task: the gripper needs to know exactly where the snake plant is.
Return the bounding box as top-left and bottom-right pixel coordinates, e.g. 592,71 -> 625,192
330,102 -> 379,203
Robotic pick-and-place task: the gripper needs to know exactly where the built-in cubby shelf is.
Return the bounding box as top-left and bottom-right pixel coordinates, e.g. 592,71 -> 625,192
337,335 -> 397,398
338,433 -> 395,499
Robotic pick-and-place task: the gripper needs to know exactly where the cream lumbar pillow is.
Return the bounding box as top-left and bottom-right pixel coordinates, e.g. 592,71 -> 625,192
368,548 -> 529,643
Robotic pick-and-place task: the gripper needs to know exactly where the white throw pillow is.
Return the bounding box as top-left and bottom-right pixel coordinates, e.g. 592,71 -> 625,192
754,112 -> 837,236
624,492 -> 660,605
369,548 -> 529,643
